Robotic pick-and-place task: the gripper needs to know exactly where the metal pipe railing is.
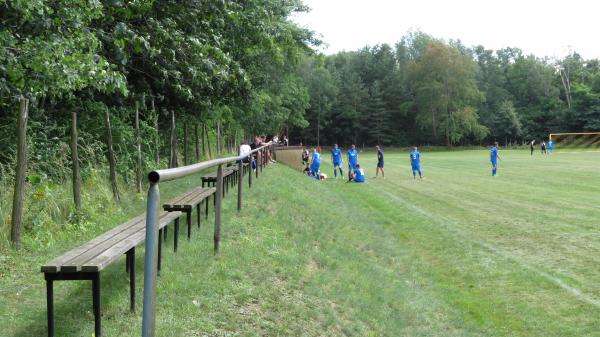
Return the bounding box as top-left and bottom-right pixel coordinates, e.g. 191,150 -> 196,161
142,142 -> 274,337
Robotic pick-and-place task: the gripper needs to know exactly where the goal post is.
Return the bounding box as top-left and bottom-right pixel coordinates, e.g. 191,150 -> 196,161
549,132 -> 600,149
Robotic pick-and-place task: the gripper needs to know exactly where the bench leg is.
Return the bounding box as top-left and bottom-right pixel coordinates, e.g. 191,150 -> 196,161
92,273 -> 101,337
205,199 -> 209,218
128,248 -> 136,312
197,204 -> 201,228
158,229 -> 162,274
164,225 -> 168,242
187,211 -> 192,240
46,277 -> 54,337
174,218 -> 179,252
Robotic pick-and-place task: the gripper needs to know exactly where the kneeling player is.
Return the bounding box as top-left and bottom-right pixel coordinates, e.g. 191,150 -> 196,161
349,163 -> 366,183
310,148 -> 321,177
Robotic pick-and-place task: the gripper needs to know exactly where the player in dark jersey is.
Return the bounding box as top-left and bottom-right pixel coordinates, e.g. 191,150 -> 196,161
375,145 -> 385,178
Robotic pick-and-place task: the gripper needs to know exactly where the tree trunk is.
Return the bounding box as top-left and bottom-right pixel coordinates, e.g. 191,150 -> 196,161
195,123 -> 200,162
201,122 -> 207,159
560,68 -> 572,108
135,101 -> 142,193
104,108 -> 121,202
151,97 -> 160,164
11,97 -> 29,249
71,111 -> 82,214
184,123 -> 189,165
205,123 -> 212,158
216,120 -> 222,154
169,110 -> 178,168
233,129 -> 238,153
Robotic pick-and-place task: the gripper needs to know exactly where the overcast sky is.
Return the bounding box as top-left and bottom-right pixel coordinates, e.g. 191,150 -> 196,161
292,0 -> 599,59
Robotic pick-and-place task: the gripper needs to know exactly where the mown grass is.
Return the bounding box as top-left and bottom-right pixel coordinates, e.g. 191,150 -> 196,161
1,149 -> 600,336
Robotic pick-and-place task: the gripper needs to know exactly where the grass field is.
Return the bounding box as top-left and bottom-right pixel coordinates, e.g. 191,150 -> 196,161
1,149 -> 600,336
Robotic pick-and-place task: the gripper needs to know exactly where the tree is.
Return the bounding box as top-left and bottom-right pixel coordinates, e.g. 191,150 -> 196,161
410,41 -> 486,145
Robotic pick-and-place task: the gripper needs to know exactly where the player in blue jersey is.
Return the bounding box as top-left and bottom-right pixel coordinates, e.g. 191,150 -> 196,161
410,147 -> 422,179
349,163 -> 366,183
331,144 -> 343,178
375,145 -> 385,178
548,140 -> 554,154
490,141 -> 500,176
347,144 -> 359,179
310,148 -> 321,178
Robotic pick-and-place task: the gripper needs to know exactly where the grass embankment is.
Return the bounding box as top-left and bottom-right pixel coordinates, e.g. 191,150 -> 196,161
1,149 -> 600,336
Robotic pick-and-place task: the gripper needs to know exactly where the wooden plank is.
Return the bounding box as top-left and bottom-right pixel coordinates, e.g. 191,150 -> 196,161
60,212 -> 181,272
82,211 -> 181,272
164,187 -> 215,209
60,218 -> 147,272
162,188 -> 196,208
41,214 -> 146,273
202,169 -> 233,181
173,188 -> 215,209
173,187 -> 212,207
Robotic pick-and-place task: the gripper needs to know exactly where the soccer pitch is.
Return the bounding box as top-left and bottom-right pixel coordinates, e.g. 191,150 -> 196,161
287,148 -> 600,336
3,148 -> 600,336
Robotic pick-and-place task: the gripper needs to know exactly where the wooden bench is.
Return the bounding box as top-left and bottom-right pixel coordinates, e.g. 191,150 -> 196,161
41,211 -> 181,337
163,186 -> 216,249
201,169 -> 236,196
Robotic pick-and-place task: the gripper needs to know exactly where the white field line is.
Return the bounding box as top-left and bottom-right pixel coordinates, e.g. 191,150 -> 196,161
372,186 -> 600,309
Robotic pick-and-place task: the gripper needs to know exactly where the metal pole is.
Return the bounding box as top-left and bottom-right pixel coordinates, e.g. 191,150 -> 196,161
214,165 -> 223,253
142,183 -> 160,337
237,161 -> 243,211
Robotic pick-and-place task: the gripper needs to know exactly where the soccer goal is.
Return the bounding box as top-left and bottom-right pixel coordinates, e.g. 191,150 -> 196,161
549,132 -> 600,149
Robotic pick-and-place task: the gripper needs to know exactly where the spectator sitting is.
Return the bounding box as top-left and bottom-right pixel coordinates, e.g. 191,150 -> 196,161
239,141 -> 251,163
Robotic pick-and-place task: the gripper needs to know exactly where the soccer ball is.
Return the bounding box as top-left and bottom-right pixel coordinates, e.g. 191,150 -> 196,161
320,173 -> 328,180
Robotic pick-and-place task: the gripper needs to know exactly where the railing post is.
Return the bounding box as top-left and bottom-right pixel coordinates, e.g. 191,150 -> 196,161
214,164 -> 223,253
260,149 -> 264,172
248,159 -> 252,188
237,161 -> 243,211
255,152 -> 259,179
142,183 -> 160,337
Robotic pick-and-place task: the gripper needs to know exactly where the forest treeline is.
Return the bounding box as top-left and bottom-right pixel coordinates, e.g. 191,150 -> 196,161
0,0 -> 315,248
2,1 -> 600,248
294,31 -> 600,147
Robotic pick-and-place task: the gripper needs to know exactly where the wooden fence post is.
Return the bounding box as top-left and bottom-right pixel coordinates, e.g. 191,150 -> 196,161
214,164 -> 223,253
11,97 -> 29,249
135,101 -> 142,193
71,111 -> 82,213
104,108 -> 121,202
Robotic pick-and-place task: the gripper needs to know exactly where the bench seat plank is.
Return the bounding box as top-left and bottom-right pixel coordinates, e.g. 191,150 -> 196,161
172,188 -> 215,208
82,211 -> 181,272
41,214 -> 146,273
42,211 -> 181,273
163,187 -> 215,210
201,169 -> 234,181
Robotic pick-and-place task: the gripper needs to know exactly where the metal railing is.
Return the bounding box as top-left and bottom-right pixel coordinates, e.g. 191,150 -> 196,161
141,142 -> 275,337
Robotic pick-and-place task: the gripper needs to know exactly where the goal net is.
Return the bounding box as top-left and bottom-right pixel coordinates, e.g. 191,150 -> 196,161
549,132 -> 600,150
